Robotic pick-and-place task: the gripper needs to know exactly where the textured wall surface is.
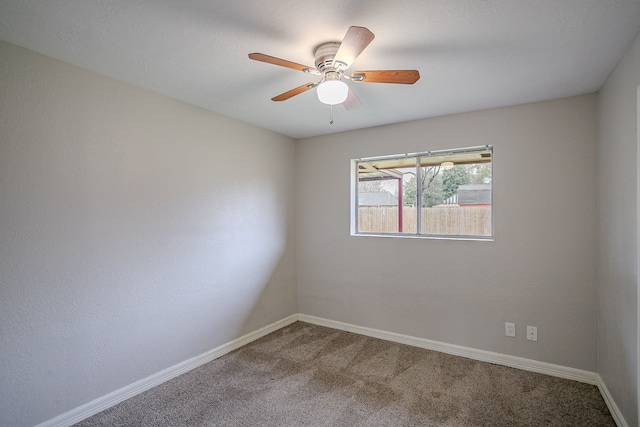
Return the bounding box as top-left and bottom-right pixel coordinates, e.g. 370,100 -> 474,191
0,40 -> 296,427
296,95 -> 598,371
2,30 -> 638,427
597,31 -> 640,427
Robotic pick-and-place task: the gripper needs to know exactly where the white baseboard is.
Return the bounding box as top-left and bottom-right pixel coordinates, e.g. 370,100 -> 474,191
596,374 -> 629,427
36,314 -> 298,427
298,314 -> 633,426
298,314 -> 598,384
38,313 -> 628,427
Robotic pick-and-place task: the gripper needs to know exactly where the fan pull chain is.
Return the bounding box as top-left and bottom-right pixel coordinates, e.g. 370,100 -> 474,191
329,104 -> 334,124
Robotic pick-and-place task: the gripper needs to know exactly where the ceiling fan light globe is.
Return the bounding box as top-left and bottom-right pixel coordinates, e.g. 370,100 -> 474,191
317,80 -> 349,105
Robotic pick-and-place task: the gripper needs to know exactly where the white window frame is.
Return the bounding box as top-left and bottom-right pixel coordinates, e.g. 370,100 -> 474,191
350,145 -> 493,240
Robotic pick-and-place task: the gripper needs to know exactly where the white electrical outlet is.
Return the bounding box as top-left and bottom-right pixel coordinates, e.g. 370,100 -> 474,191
527,326 -> 538,341
505,322 -> 516,337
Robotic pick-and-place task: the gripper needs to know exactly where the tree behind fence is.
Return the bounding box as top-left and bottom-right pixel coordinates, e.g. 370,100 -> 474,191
358,206 -> 491,236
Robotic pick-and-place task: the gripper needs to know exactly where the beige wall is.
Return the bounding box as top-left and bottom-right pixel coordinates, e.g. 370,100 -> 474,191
0,40 -> 297,427
4,30 -> 639,427
597,31 -> 640,427
297,95 -> 598,370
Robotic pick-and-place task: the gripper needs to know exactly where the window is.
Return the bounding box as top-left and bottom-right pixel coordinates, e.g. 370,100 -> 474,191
351,146 -> 493,239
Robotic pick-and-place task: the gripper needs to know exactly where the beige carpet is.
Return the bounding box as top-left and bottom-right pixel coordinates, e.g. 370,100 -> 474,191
74,322 -> 615,426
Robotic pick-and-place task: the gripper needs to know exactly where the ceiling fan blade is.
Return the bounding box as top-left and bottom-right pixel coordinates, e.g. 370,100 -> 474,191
351,70 -> 420,84
343,87 -> 362,111
271,83 -> 317,101
249,53 -> 317,73
333,26 -> 375,71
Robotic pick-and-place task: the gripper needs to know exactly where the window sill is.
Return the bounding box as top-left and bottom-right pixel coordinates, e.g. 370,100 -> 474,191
350,232 -> 494,242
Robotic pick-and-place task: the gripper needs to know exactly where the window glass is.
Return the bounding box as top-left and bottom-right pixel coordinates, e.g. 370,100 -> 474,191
353,146 -> 492,239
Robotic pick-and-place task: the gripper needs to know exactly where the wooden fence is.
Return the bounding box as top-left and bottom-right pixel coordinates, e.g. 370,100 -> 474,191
358,206 -> 492,236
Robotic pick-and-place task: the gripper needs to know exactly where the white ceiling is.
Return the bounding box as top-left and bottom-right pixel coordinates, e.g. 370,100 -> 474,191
1,1 -> 639,139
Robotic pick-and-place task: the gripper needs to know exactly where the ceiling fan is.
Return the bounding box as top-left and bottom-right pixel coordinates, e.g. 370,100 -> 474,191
249,26 -> 420,113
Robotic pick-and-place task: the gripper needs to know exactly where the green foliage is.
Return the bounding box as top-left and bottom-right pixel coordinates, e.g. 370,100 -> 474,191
402,167 -> 444,207
422,169 -> 443,207
403,164 -> 486,207
468,164 -> 492,184
442,166 -> 470,200
403,175 -> 418,206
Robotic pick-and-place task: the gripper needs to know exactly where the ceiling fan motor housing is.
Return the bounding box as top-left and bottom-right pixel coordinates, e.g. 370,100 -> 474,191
314,42 -> 341,74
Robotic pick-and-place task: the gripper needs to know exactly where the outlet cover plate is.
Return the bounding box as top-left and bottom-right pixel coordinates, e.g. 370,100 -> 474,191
505,322 -> 516,337
527,326 -> 538,341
